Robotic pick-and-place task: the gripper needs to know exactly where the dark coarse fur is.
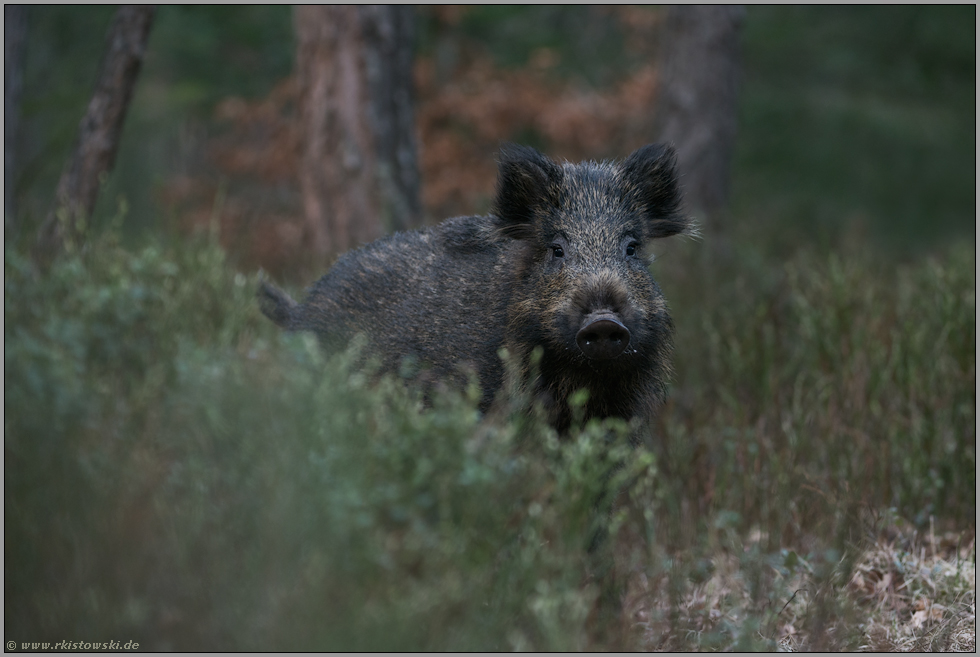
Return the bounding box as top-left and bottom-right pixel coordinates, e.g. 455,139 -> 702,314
259,143 -> 690,432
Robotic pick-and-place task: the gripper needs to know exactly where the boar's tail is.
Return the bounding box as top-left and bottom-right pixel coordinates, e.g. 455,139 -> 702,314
257,277 -> 300,329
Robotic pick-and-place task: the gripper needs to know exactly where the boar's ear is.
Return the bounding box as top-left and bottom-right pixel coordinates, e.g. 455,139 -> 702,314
493,143 -> 563,240
621,143 -> 689,239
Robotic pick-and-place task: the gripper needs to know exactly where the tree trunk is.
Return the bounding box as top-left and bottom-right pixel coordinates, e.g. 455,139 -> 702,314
35,5 -> 155,261
5,5 -> 28,236
359,5 -> 421,235
655,5 -> 744,260
294,4 -> 420,259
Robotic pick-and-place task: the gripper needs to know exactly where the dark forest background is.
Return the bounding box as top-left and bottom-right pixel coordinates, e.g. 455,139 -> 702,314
7,6 -> 975,266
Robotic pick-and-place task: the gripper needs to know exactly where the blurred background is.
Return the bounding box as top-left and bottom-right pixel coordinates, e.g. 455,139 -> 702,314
5,5 -> 975,651
7,5 -> 974,271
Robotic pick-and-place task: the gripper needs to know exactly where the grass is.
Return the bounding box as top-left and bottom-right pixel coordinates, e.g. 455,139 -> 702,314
660,239 -> 975,531
4,227 -> 974,650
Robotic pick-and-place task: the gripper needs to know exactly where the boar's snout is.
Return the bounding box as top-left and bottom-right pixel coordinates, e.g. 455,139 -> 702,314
576,312 -> 630,360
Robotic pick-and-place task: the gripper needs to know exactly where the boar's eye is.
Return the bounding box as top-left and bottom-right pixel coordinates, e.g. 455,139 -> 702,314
551,244 -> 565,258
625,242 -> 639,257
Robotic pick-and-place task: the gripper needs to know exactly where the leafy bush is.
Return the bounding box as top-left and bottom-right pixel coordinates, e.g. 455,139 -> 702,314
4,235 -> 652,650
4,233 -> 974,650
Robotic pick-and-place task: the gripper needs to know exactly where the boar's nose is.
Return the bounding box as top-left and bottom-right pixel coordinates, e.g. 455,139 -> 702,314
576,313 -> 630,360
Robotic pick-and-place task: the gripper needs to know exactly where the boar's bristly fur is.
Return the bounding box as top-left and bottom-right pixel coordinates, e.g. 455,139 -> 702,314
259,144 -> 690,433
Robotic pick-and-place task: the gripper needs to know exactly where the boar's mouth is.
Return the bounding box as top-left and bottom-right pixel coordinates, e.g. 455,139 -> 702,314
576,312 -> 631,360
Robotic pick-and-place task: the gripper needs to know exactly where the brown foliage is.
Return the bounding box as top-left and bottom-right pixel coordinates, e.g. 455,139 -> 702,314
210,79 -> 300,185
157,79 -> 307,279
160,9 -> 666,280
415,54 -> 659,222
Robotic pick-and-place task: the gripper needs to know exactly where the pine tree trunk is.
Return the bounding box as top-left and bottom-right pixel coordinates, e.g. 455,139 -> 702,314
359,5 -> 421,234
5,5 -> 29,236
35,5 -> 155,261
294,4 -> 420,259
655,5 -> 744,260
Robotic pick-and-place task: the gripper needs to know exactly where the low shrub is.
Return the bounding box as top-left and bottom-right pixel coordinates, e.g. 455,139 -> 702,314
5,233 -> 974,649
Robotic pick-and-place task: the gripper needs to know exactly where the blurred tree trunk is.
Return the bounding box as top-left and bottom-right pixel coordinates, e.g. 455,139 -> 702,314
294,5 -> 420,259
35,5 -> 155,263
655,5 -> 745,262
5,5 -> 28,236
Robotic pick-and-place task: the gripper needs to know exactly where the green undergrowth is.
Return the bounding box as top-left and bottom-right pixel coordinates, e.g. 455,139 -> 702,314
5,233 -> 975,650
658,239 -> 975,539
